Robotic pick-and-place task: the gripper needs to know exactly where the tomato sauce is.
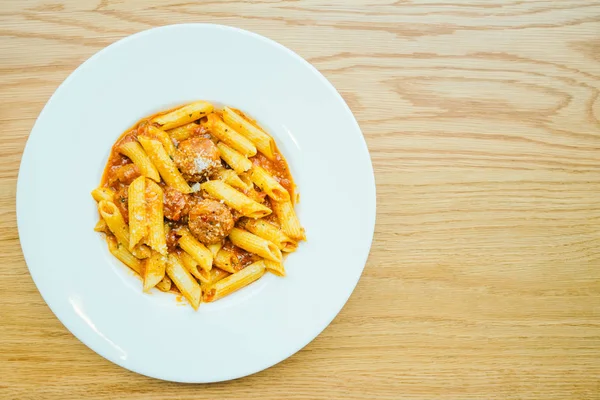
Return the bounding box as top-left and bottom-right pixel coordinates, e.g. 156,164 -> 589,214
250,152 -> 294,200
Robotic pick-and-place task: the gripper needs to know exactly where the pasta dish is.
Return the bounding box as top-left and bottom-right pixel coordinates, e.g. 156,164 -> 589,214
91,101 -> 305,309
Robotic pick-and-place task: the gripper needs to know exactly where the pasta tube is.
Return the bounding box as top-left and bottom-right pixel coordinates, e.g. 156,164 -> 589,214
207,242 -> 223,258
143,251 -> 167,292
214,168 -> 252,191
222,107 -> 275,159
91,187 -> 115,203
264,259 -> 286,277
167,122 -> 199,142
249,165 -> 290,202
138,136 -> 192,193
155,274 -> 172,292
272,200 -> 305,241
216,142 -> 252,174
229,228 -> 282,262
204,261 -> 265,302
118,141 -> 160,182
128,176 -> 147,250
107,236 -> 142,275
213,248 -> 240,274
145,125 -> 177,158
166,253 -> 201,310
98,200 -> 150,259
178,227 -> 213,272
180,251 -> 211,284
145,179 -> 167,254
201,180 -> 271,218
152,101 -> 213,130
240,218 -> 296,252
208,113 -> 256,157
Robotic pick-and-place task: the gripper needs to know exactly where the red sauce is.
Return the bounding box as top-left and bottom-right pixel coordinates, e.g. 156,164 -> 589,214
250,152 -> 294,199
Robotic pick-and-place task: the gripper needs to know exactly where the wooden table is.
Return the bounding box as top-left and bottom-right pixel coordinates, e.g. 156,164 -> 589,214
1,1 -> 599,399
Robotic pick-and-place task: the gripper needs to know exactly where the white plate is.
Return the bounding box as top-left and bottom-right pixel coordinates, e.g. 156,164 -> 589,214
17,24 -> 375,383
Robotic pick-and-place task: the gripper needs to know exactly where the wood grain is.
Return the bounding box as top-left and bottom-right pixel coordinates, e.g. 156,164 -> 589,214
1,1 -> 599,399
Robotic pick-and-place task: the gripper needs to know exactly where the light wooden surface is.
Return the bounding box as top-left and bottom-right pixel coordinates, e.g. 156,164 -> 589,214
1,1 -> 599,399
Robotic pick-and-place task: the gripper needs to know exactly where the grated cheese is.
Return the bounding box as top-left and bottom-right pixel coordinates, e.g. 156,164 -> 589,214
194,156 -> 209,173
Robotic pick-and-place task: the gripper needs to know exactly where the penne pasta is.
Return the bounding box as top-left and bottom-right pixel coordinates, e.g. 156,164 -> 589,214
249,165 -> 290,202
155,274 -> 172,292
91,187 -> 115,203
264,259 -> 286,277
99,201 -> 129,249
167,122 -> 199,142
166,253 -> 201,310
107,236 -> 142,275
137,136 -> 192,193
94,219 -> 108,233
152,101 -> 214,130
238,172 -> 252,188
98,200 -> 150,259
145,125 -> 177,158
180,251 -> 211,284
96,102 -> 304,308
204,260 -> 266,302
201,180 -> 271,218
177,227 -> 213,271
118,141 -> 160,182
272,200 -> 305,241
143,251 -> 167,292
213,248 -> 241,273
209,267 -> 231,285
208,114 -> 257,157
240,218 -> 297,252
222,107 -> 275,159
145,179 -> 167,255
217,142 -> 253,174
207,242 -> 223,258
128,176 -> 147,250
229,228 -> 282,262
246,187 -> 267,204
214,168 -> 252,191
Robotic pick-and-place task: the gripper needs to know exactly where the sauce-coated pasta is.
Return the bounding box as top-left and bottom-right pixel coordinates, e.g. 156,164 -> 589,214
92,102 -> 305,309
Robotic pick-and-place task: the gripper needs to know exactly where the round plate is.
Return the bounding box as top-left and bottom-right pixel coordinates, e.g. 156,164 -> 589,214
17,24 -> 376,383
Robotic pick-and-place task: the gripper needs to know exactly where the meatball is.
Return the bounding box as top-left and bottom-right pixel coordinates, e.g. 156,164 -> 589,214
163,186 -> 189,221
174,137 -> 221,182
188,199 -> 234,245
115,163 -> 141,185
